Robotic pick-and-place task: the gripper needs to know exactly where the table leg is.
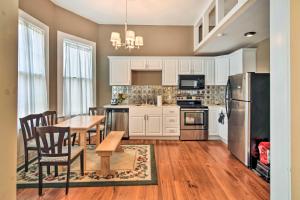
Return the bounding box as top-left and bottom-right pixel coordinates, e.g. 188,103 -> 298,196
96,124 -> 100,147
79,130 -> 87,172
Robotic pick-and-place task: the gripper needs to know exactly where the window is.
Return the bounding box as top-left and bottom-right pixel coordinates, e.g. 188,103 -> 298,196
18,10 -> 49,119
57,32 -> 96,117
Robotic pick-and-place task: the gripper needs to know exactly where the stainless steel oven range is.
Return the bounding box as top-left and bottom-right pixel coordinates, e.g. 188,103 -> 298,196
177,99 -> 208,140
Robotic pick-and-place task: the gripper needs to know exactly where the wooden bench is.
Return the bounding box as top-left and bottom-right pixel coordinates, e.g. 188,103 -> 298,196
95,131 -> 125,176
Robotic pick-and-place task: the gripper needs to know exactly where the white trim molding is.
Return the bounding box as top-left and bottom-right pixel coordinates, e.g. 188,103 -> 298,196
270,0 -> 291,199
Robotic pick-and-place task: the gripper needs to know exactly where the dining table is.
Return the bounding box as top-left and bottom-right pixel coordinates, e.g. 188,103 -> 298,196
55,115 -> 105,172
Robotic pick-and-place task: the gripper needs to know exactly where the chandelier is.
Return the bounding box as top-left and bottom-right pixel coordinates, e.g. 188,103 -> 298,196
110,0 -> 144,50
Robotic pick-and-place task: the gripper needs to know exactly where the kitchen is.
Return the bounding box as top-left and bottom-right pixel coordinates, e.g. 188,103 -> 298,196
3,0 -> 281,199
105,47 -> 270,179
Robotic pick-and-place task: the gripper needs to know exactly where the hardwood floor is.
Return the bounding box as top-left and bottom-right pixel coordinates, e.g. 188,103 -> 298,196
17,140 -> 270,200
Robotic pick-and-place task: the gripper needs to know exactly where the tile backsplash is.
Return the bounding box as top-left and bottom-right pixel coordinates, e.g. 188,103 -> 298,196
112,85 -> 226,105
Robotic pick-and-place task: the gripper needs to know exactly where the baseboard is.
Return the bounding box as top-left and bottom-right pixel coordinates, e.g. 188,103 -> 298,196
130,136 -> 180,140
208,135 -> 221,140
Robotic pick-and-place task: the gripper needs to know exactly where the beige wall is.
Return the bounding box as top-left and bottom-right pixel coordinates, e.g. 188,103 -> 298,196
19,1 -> 194,108
256,39 -> 270,73
0,0 -> 18,199
19,0 -> 99,110
97,25 -> 193,105
291,0 -> 300,199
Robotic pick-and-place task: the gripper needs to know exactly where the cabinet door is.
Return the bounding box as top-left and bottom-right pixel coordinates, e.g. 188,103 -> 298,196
178,59 -> 192,74
131,57 -> 146,70
146,58 -> 162,70
218,108 -> 228,143
229,50 -> 243,76
109,58 -> 131,85
209,108 -> 219,136
129,116 -> 145,136
192,59 -> 205,74
204,59 -> 215,85
215,56 -> 230,85
162,59 -> 178,86
146,115 -> 162,136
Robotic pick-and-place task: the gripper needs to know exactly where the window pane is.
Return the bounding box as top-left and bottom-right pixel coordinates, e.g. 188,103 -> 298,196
63,39 -> 94,116
18,18 -> 48,119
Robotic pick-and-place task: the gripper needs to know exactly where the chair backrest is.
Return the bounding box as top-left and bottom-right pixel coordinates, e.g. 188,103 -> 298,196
35,126 -> 71,161
19,114 -> 43,143
42,110 -> 58,126
89,107 -> 105,116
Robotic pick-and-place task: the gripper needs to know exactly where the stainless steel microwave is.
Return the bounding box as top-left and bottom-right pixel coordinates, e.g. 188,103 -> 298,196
178,75 -> 205,90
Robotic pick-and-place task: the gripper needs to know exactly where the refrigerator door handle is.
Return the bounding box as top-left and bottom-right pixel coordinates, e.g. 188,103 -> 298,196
225,79 -> 232,118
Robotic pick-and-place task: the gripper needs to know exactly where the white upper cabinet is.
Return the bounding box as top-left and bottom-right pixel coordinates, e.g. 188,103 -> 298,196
130,57 -> 146,70
146,57 -> 162,70
204,58 -> 215,85
215,55 -> 230,85
109,57 -> 131,86
178,59 -> 192,74
192,59 -> 206,74
229,48 -> 256,76
162,59 -> 178,86
130,57 -> 162,70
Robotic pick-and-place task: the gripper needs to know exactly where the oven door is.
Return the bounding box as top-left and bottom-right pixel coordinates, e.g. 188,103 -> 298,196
180,109 -> 208,130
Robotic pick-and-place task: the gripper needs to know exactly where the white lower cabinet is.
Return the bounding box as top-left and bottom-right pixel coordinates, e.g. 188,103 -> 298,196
129,106 -> 179,137
129,107 -> 162,137
208,106 -> 228,143
129,116 -> 145,136
218,107 -> 228,143
163,106 -> 180,136
146,115 -> 162,136
209,107 -> 219,136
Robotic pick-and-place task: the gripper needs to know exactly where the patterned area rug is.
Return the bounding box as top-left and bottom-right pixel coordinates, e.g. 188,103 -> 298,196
17,144 -> 157,188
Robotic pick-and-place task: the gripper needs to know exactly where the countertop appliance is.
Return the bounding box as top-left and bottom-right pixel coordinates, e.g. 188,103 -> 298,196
225,73 -> 270,167
177,98 -> 208,140
105,108 -> 129,139
178,75 -> 205,90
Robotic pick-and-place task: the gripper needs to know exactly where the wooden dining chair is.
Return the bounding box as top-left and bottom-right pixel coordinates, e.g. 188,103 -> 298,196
19,114 -> 43,172
42,111 -> 77,146
35,126 -> 84,196
87,107 -> 106,144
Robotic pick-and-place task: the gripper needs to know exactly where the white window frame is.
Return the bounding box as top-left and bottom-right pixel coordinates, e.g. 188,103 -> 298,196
57,31 -> 96,116
18,9 -> 50,99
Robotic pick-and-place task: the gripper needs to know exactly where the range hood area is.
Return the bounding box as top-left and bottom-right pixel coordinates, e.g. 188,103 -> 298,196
131,71 -> 162,85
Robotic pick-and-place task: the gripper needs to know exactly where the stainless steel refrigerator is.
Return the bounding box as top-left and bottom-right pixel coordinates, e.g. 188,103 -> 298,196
225,73 -> 270,167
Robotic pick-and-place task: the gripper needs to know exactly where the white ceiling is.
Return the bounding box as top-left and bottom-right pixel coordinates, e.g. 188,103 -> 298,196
50,0 -> 211,25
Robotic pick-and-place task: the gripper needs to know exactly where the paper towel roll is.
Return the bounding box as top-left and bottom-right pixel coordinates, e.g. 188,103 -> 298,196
157,95 -> 162,106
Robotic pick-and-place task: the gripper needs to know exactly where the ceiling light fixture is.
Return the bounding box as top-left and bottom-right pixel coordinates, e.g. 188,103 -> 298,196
110,0 -> 143,50
244,32 -> 256,37
217,33 -> 225,37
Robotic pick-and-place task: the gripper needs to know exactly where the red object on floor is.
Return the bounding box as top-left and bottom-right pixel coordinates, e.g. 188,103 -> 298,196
258,142 -> 270,165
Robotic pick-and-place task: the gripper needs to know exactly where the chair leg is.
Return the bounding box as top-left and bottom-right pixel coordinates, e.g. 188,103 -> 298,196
24,150 -> 29,172
47,165 -> 51,175
55,165 -> 58,177
100,131 -> 103,143
66,163 -> 71,195
80,151 -> 84,176
88,132 -> 91,145
72,133 -> 77,146
38,164 -> 43,196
